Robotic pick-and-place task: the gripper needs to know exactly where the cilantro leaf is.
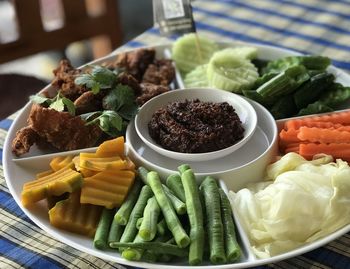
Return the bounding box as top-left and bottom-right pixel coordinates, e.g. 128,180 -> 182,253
49,98 -> 65,112
81,110 -> 124,137
91,66 -> 116,88
30,95 -> 52,106
75,65 -> 117,94
31,92 -> 76,115
103,84 -> 135,111
62,97 -> 76,116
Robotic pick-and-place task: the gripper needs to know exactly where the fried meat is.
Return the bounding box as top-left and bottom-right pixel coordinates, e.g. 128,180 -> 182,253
142,59 -> 175,86
28,104 -> 102,151
136,83 -> 170,106
114,48 -> 156,81
52,59 -> 86,101
12,126 -> 40,156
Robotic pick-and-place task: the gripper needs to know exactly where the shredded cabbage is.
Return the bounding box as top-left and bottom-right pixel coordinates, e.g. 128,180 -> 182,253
230,153 -> 350,258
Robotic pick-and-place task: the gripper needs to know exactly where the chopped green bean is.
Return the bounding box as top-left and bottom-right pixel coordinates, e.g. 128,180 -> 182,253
119,185 -> 153,244
110,242 -> 188,257
108,215 -> 125,246
114,179 -> 143,225
166,174 -> 186,202
139,196 -> 160,241
94,208 -> 115,250
200,176 -> 226,264
179,166 -> 204,265
147,171 -> 190,248
219,189 -> 241,262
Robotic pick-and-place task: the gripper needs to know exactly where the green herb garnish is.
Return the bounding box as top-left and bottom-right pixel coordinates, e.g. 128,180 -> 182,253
30,92 -> 76,116
80,84 -> 138,136
75,65 -> 119,94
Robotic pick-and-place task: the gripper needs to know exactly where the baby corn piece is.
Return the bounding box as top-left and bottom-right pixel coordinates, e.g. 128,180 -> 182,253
80,170 -> 135,208
21,164 -> 83,207
49,190 -> 103,237
50,155 -> 74,171
96,136 -> 125,157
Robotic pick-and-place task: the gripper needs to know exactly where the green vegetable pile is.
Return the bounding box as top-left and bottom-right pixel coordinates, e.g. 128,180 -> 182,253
244,56 -> 350,119
93,165 -> 242,265
172,34 -> 350,120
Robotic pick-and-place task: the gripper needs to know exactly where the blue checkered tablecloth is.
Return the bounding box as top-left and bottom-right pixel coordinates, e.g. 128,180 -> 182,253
1,1 -> 350,268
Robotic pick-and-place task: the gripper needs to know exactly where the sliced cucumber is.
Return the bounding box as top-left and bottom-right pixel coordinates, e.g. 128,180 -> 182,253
172,33 -> 218,74
184,64 -> 209,88
215,47 -> 258,60
207,51 -> 259,93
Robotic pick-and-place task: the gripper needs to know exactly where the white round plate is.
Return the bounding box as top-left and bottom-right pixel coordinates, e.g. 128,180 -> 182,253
135,88 -> 257,162
3,42 -> 350,269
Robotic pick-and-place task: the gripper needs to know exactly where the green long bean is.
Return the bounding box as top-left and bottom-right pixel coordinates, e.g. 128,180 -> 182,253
179,165 -> 204,265
147,171 -> 190,248
114,179 -> 143,225
219,189 -> 241,262
94,208 -> 115,250
200,176 -> 226,264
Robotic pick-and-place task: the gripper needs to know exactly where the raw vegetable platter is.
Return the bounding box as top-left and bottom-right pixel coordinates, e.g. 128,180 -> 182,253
4,42 -> 350,269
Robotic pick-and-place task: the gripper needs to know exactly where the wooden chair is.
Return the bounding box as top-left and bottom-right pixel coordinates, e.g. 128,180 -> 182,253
0,0 -> 123,64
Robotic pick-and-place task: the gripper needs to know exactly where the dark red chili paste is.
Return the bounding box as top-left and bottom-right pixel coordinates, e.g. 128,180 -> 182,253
148,99 -> 245,153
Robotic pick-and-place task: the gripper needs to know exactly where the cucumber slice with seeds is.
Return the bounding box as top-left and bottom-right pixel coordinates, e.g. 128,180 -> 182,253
207,51 -> 259,93
172,33 -> 218,74
216,47 -> 258,60
184,65 -> 209,88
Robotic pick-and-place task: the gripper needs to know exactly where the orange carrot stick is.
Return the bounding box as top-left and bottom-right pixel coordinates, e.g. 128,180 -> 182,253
298,127 -> 350,144
298,110 -> 350,125
299,143 -> 350,162
284,120 -> 344,131
279,129 -> 300,148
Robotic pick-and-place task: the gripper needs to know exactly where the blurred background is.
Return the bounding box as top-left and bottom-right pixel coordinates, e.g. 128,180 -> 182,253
0,0 -> 153,119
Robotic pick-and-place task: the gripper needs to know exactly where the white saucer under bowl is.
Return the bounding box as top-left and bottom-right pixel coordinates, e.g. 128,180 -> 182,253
128,98 -> 278,191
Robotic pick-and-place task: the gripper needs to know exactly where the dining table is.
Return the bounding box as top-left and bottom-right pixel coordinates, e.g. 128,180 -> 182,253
1,0 -> 350,268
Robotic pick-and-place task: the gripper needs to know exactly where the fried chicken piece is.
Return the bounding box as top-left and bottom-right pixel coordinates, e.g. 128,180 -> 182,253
136,83 -> 170,106
117,72 -> 142,95
114,48 -> 156,81
142,59 -> 175,86
12,126 -> 40,156
51,59 -> 86,101
74,91 -> 103,115
29,104 -> 102,151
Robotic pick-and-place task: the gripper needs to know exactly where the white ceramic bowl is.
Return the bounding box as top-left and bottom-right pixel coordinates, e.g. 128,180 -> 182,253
135,88 -> 257,162
129,99 -> 278,192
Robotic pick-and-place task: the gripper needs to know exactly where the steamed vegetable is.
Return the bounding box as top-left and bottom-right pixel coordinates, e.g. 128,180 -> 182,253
110,241 -> 188,257
119,185 -> 153,244
200,176 -> 226,264
146,171 -> 190,248
94,208 -> 115,250
178,165 -> 204,265
230,153 -> 350,258
114,179 -> 143,225
166,174 -> 186,202
219,189 -> 241,262
139,196 -> 160,241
